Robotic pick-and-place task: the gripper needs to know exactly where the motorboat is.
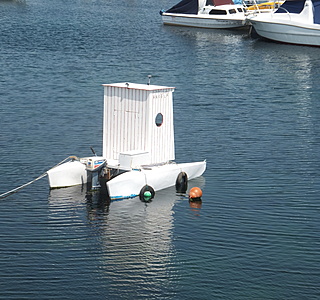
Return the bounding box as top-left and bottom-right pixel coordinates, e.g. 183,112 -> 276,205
47,81 -> 206,201
247,0 -> 320,46
160,0 -> 248,29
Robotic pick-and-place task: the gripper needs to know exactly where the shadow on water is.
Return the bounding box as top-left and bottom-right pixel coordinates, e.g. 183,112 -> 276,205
48,175 -> 206,218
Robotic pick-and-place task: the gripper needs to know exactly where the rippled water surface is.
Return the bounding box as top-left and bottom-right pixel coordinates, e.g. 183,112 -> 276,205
1,0 -> 320,299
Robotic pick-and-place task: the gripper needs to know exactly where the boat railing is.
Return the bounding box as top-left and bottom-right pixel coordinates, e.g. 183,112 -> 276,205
244,0 -> 283,15
270,6 -> 292,19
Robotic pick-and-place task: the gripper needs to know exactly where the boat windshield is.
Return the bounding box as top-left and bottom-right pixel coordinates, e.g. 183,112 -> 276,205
166,0 -> 198,14
275,0 -> 306,13
313,0 -> 320,24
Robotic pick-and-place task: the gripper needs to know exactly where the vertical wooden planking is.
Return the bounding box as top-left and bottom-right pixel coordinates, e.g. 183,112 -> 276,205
103,83 -> 175,164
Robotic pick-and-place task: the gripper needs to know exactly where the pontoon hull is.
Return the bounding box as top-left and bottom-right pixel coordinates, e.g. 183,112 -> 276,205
107,161 -> 206,200
47,160 -> 206,200
47,160 -> 87,188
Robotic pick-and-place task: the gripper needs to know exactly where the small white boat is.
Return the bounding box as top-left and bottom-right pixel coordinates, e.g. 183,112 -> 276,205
247,0 -> 320,46
47,81 -> 206,201
160,0 -> 248,29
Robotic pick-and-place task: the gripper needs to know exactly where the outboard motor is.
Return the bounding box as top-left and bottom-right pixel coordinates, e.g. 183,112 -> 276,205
81,156 -> 106,190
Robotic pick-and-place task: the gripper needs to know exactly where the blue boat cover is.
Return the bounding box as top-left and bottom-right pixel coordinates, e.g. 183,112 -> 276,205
275,0 -> 306,13
312,0 -> 320,23
166,0 -> 198,14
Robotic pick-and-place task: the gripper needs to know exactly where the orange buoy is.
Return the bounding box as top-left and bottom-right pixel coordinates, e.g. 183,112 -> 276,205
189,187 -> 202,200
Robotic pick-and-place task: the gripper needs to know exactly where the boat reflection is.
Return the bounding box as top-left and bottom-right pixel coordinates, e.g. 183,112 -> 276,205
48,176 -> 206,216
189,199 -> 202,209
85,191 -> 111,220
48,176 -> 205,219
163,25 -> 247,46
48,177 -> 205,289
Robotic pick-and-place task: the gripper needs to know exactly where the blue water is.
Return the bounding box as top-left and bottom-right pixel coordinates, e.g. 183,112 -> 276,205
1,0 -> 320,299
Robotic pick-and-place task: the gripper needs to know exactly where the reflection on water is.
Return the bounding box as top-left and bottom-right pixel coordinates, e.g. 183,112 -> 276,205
189,199 -> 202,209
95,188 -> 178,296
86,191 -> 111,221
47,177 -> 205,298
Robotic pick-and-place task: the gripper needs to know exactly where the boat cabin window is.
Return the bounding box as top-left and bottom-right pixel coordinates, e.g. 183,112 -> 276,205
209,9 -> 227,15
155,113 -> 163,127
237,8 -> 243,12
229,8 -> 237,14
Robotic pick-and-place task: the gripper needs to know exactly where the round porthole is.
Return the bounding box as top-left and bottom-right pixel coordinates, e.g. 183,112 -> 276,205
155,113 -> 163,127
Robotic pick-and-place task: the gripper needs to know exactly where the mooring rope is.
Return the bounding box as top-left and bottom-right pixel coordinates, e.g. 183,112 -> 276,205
0,156 -> 73,199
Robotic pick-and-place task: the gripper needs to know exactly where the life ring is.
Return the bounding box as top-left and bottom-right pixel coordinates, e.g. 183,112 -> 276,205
139,185 -> 155,202
175,172 -> 188,193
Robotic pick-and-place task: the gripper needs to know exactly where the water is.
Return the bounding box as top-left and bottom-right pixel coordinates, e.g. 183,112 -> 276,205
1,0 -> 320,299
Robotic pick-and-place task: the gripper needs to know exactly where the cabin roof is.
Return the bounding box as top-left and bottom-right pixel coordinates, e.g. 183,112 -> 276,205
102,82 -> 175,91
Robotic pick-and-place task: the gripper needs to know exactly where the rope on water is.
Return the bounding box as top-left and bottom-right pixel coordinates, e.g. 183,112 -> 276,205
0,156 -> 73,199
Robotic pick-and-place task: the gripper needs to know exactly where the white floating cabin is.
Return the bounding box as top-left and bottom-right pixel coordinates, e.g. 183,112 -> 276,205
47,82 -> 206,200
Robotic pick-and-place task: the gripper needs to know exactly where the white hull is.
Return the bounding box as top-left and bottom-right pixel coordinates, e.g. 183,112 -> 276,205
250,20 -> 320,46
162,13 -> 247,29
47,160 -> 87,188
107,161 -> 206,200
247,0 -> 320,46
47,159 -> 206,200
